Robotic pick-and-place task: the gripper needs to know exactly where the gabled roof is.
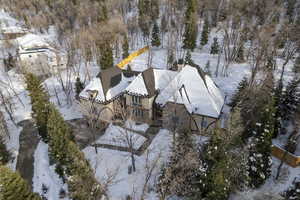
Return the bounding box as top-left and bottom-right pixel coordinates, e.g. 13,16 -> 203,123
155,65 -> 224,118
80,68 -> 138,103
16,33 -> 49,50
125,68 -> 177,97
80,65 -> 224,118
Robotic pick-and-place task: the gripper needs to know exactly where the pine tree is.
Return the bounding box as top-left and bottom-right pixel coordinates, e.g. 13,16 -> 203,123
122,35 -> 129,59
46,104 -> 103,200
25,73 -> 50,142
75,77 -> 84,100
98,42 -> 113,70
205,60 -> 212,76
286,0 -> 296,23
273,83 -> 283,138
229,77 -> 249,110
151,22 -> 161,47
210,37 -> 220,55
97,3 -> 108,22
138,0 -> 151,39
280,77 -> 300,121
247,96 -> 275,188
182,0 -> 198,51
200,18 -> 209,46
47,104 -> 72,175
0,136 -> 11,165
185,50 -> 195,66
0,165 -> 41,200
198,112 -> 248,200
235,44 -> 245,63
158,131 -> 202,199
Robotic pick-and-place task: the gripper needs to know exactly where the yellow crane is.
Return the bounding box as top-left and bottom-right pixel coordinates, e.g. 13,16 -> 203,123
116,46 -> 149,69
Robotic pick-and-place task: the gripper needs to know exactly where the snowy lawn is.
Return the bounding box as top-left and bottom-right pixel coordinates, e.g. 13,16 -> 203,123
83,129 -> 172,200
125,120 -> 149,132
33,141 -> 69,200
96,123 -> 148,150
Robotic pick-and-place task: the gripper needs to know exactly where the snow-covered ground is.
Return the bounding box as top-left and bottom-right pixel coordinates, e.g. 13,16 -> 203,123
83,129 -> 172,200
97,124 -> 147,149
125,120 -> 149,132
33,141 -> 69,200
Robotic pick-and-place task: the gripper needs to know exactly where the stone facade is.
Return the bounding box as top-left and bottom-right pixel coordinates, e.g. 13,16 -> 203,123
161,102 -> 220,134
124,94 -> 155,124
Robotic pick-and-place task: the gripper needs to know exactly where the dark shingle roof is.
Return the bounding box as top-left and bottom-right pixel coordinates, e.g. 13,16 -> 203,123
142,68 -> 156,97
97,67 -> 140,101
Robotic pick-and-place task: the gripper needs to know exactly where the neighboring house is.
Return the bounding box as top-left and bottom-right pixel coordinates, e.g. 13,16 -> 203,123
80,65 -> 225,133
15,34 -> 67,76
0,26 -> 26,40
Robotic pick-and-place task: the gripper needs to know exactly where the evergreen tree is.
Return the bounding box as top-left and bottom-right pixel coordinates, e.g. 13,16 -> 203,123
273,83 -> 283,138
47,104 -> 72,177
235,44 -> 245,63
185,50 -> 195,66
182,0 -> 198,51
247,94 -> 275,188
292,55 -> 300,74
198,110 -> 248,200
98,42 -> 113,70
280,77 -> 300,121
97,3 -> 108,22
0,136 -> 11,165
286,0 -> 296,23
0,165 -> 41,200
122,35 -> 129,59
204,60 -> 212,76
25,73 -> 50,142
228,77 -> 249,110
200,18 -> 209,46
75,77 -> 84,100
151,22 -> 161,47
47,104 -> 103,200
157,131 -> 202,199
210,37 -> 220,55
138,0 -> 151,39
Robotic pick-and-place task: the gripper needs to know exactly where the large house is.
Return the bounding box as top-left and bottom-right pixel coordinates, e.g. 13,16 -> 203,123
16,34 -> 67,76
79,65 -> 225,133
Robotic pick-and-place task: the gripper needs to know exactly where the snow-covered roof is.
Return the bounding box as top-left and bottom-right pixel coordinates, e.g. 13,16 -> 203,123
155,65 -> 224,118
16,33 -> 49,49
80,73 -> 136,103
0,26 -> 26,34
125,68 -> 178,96
0,10 -> 19,28
125,73 -> 149,96
80,66 -> 224,118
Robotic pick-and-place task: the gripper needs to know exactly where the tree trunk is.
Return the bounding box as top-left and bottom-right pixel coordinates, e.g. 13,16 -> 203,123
131,151 -> 136,172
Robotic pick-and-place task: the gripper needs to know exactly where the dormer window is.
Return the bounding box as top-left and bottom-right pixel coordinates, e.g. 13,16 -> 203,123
87,90 -> 98,100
